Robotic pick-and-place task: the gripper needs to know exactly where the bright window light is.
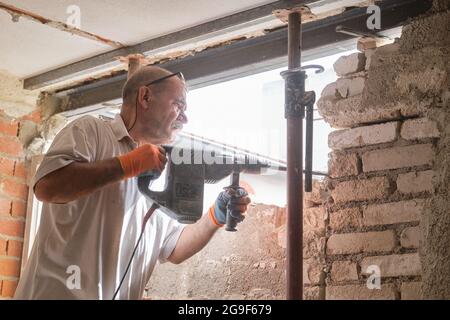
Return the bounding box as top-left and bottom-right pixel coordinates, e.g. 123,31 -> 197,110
185,50 -> 357,173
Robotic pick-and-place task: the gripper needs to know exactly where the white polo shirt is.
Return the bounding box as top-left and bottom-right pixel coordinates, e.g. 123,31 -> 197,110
14,115 -> 185,300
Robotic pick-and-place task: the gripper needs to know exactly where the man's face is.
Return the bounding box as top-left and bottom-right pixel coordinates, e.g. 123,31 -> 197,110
140,76 -> 188,144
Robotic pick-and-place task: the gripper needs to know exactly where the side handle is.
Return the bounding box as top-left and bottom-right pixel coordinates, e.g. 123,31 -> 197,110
225,172 -> 241,232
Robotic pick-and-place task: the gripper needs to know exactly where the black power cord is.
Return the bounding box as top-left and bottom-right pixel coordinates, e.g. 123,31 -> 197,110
112,202 -> 160,300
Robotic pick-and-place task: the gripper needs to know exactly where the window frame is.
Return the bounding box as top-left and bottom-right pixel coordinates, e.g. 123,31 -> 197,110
21,155 -> 43,271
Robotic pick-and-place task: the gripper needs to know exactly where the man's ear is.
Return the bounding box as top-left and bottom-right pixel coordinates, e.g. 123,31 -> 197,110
137,86 -> 152,109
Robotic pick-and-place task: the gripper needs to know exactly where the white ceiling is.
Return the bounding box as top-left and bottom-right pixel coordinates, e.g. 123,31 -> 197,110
0,0 -> 275,78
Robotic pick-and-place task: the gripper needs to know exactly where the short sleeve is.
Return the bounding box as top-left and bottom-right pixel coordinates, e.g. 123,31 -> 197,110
33,116 -> 100,189
157,212 -> 186,264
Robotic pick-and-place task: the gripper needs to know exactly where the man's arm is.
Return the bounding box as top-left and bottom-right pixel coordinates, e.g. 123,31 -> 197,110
167,213 -> 220,264
35,144 -> 166,204
167,189 -> 250,264
34,158 -> 124,204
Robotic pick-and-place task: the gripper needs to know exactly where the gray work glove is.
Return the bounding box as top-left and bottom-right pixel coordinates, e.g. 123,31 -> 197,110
210,187 -> 251,226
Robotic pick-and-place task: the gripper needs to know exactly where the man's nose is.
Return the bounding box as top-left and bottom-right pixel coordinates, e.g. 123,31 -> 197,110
178,112 -> 188,124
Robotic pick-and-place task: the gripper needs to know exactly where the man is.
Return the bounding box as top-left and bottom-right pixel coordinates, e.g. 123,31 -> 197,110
14,66 -> 250,300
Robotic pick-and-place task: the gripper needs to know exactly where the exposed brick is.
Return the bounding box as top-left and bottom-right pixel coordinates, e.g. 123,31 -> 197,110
327,230 -> 396,255
331,261 -> 359,282
11,200 -> 26,217
401,118 -> 440,140
328,152 -> 359,178
0,218 -> 25,237
304,257 -> 325,285
0,179 -> 28,200
18,120 -> 38,147
363,199 -> 423,226
13,161 -> 27,180
397,170 -> 433,194
278,225 -> 326,257
304,180 -> 326,206
362,144 -> 434,172
326,284 -> 396,300
0,117 -> 19,136
329,122 -> 399,150
0,198 -> 12,216
333,52 -> 366,76
400,226 -> 422,249
317,94 -> 401,129
0,257 -> 21,277
329,208 -> 362,231
0,239 -> 6,255
304,232 -> 326,259
331,177 -> 390,204
0,158 -> 15,176
7,240 -> 23,257
401,282 -> 422,300
320,82 -> 337,99
336,77 -> 365,98
20,109 -> 41,124
357,37 -> 377,52
304,207 -> 326,234
1,280 -> 18,297
0,135 -> 23,157
304,286 -> 323,300
361,253 -> 421,277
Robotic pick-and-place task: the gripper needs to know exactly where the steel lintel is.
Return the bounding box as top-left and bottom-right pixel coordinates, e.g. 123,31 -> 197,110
24,0 -> 318,90
56,0 -> 431,111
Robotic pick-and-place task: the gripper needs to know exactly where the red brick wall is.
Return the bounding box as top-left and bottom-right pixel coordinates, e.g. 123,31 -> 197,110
0,109 -> 40,298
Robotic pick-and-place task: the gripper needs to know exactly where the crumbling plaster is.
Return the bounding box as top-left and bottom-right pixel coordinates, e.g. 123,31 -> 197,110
0,70 -> 67,158
0,70 -> 40,118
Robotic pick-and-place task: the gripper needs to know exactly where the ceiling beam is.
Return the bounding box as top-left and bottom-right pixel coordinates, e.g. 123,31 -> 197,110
0,1 -> 124,48
56,0 -> 431,111
24,0 -> 318,90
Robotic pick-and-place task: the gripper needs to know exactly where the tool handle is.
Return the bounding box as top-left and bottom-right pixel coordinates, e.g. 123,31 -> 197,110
138,145 -> 171,181
225,172 -> 240,232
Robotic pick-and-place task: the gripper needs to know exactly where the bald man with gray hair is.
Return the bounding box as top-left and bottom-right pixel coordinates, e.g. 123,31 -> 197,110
14,66 -> 250,300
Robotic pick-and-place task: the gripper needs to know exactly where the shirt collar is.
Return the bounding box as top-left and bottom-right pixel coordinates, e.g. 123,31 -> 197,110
110,114 -> 137,148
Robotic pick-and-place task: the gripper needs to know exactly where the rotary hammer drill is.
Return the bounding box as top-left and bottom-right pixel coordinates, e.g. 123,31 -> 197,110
137,143 -> 285,231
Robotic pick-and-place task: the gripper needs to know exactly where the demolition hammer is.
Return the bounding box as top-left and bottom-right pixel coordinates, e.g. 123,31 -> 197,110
137,143 -> 285,231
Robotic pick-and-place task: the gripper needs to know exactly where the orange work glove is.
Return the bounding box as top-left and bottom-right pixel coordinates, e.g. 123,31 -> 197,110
117,144 -> 167,179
